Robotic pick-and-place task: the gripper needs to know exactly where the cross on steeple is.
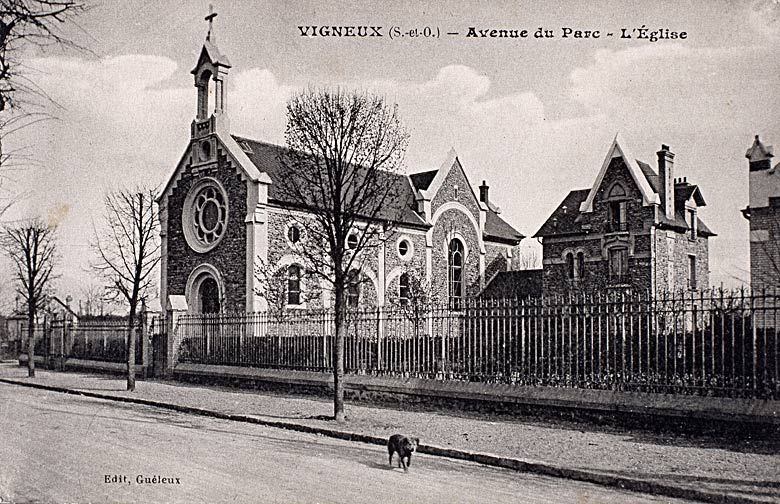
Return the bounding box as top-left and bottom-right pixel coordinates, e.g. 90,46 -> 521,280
205,4 -> 217,41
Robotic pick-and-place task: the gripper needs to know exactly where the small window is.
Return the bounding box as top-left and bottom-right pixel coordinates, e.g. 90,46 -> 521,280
398,239 -> 410,258
238,140 -> 253,153
689,255 -> 697,290
399,273 -> 410,306
347,234 -> 358,250
287,265 -> 301,305
687,209 -> 697,240
287,225 -> 300,245
608,184 -> 626,198
347,270 -> 360,308
565,252 -> 575,280
576,252 -> 585,280
199,140 -> 212,161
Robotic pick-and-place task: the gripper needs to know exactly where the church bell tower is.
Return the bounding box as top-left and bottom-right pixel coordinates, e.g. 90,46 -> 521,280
190,5 -> 231,144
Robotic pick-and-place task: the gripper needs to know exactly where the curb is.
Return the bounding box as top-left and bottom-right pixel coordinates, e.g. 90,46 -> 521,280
0,377 -> 766,504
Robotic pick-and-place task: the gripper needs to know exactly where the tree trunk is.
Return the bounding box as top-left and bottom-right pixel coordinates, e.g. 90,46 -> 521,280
27,309 -> 35,378
126,308 -> 136,391
333,285 -> 345,422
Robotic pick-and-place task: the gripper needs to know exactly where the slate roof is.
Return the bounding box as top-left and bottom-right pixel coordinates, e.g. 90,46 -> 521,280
231,135 -> 523,243
409,170 -> 438,191
534,157 -> 715,238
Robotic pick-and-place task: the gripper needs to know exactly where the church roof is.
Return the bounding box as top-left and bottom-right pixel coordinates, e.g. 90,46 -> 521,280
191,39 -> 232,74
233,135 -> 427,228
232,135 -> 523,243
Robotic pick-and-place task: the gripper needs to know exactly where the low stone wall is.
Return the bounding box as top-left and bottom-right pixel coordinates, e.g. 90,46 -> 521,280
173,363 -> 780,427
18,355 -> 148,378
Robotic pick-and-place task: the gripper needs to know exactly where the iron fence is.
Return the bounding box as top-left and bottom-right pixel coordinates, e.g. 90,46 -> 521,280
171,288 -> 780,398
21,315 -> 147,364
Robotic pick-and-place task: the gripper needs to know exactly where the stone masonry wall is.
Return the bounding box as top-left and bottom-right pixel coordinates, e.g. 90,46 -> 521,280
166,146 -> 247,312
542,157 -> 655,297
749,205 -> 780,289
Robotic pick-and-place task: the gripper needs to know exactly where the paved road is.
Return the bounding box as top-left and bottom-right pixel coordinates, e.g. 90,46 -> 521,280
0,383 -> 693,504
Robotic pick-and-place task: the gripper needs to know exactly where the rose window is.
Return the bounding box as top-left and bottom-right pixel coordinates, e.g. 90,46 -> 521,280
193,186 -> 226,244
182,178 -> 229,253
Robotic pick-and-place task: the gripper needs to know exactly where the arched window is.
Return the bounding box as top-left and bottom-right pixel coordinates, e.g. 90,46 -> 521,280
346,270 -> 360,308
197,69 -> 212,120
287,265 -> 301,305
576,252 -> 585,280
608,183 -> 626,198
399,273 -> 410,306
199,277 -> 220,313
565,252 -> 575,280
448,239 -> 464,309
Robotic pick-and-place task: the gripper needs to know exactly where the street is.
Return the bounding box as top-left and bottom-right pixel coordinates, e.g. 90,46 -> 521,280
0,383 -> 693,504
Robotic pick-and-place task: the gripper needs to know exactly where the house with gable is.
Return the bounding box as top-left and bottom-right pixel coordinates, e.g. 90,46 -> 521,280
157,13 -> 524,316
534,136 -> 715,296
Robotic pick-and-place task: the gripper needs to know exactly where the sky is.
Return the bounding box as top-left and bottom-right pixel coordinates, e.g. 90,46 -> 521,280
1,0 -> 779,310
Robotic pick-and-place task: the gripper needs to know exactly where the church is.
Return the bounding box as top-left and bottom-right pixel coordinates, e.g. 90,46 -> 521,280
158,14 -> 524,314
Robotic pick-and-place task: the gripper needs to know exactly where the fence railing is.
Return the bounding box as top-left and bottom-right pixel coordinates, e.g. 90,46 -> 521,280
172,288 -> 780,399
22,315 -> 148,365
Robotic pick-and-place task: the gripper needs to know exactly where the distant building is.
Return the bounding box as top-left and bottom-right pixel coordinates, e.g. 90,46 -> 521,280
534,136 -> 715,296
742,135 -> 780,289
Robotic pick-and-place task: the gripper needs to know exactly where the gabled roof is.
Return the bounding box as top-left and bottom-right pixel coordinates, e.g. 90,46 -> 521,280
234,136 -> 524,243
535,139 -> 715,239
534,189 -> 590,237
485,210 -> 525,243
579,134 -> 660,213
233,135 -> 427,227
190,39 -> 232,74
409,170 -> 437,192
745,134 -> 773,162
675,182 -> 706,207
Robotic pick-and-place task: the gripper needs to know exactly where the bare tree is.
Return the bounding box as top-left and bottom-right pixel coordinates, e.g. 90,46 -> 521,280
387,267 -> 439,339
0,1 -> 85,216
2,218 -> 57,377
277,88 -> 409,422
511,246 -> 541,271
92,187 -> 160,391
78,281 -> 110,317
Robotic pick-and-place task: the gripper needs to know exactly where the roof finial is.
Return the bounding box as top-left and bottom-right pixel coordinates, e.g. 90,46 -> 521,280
205,4 -> 217,42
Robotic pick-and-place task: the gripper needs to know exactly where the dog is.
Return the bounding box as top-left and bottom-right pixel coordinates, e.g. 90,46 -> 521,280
387,434 -> 419,472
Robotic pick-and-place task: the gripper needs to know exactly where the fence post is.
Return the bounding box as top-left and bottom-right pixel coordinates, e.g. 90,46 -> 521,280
140,299 -> 148,378
165,295 -> 188,376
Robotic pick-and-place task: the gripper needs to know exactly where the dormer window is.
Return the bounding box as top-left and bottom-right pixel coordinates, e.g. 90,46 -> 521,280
687,209 -> 697,240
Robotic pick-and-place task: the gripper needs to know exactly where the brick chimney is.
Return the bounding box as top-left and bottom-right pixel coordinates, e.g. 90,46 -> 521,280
657,144 -> 675,220
479,180 -> 489,204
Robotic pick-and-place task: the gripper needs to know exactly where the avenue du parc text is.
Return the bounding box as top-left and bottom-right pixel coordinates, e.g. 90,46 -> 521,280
297,25 -> 687,42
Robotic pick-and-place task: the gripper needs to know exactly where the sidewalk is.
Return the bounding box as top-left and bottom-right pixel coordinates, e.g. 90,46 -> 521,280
1,363 -> 778,504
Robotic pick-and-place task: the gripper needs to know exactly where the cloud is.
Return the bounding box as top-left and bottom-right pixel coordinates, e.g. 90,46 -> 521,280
749,0 -> 780,42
